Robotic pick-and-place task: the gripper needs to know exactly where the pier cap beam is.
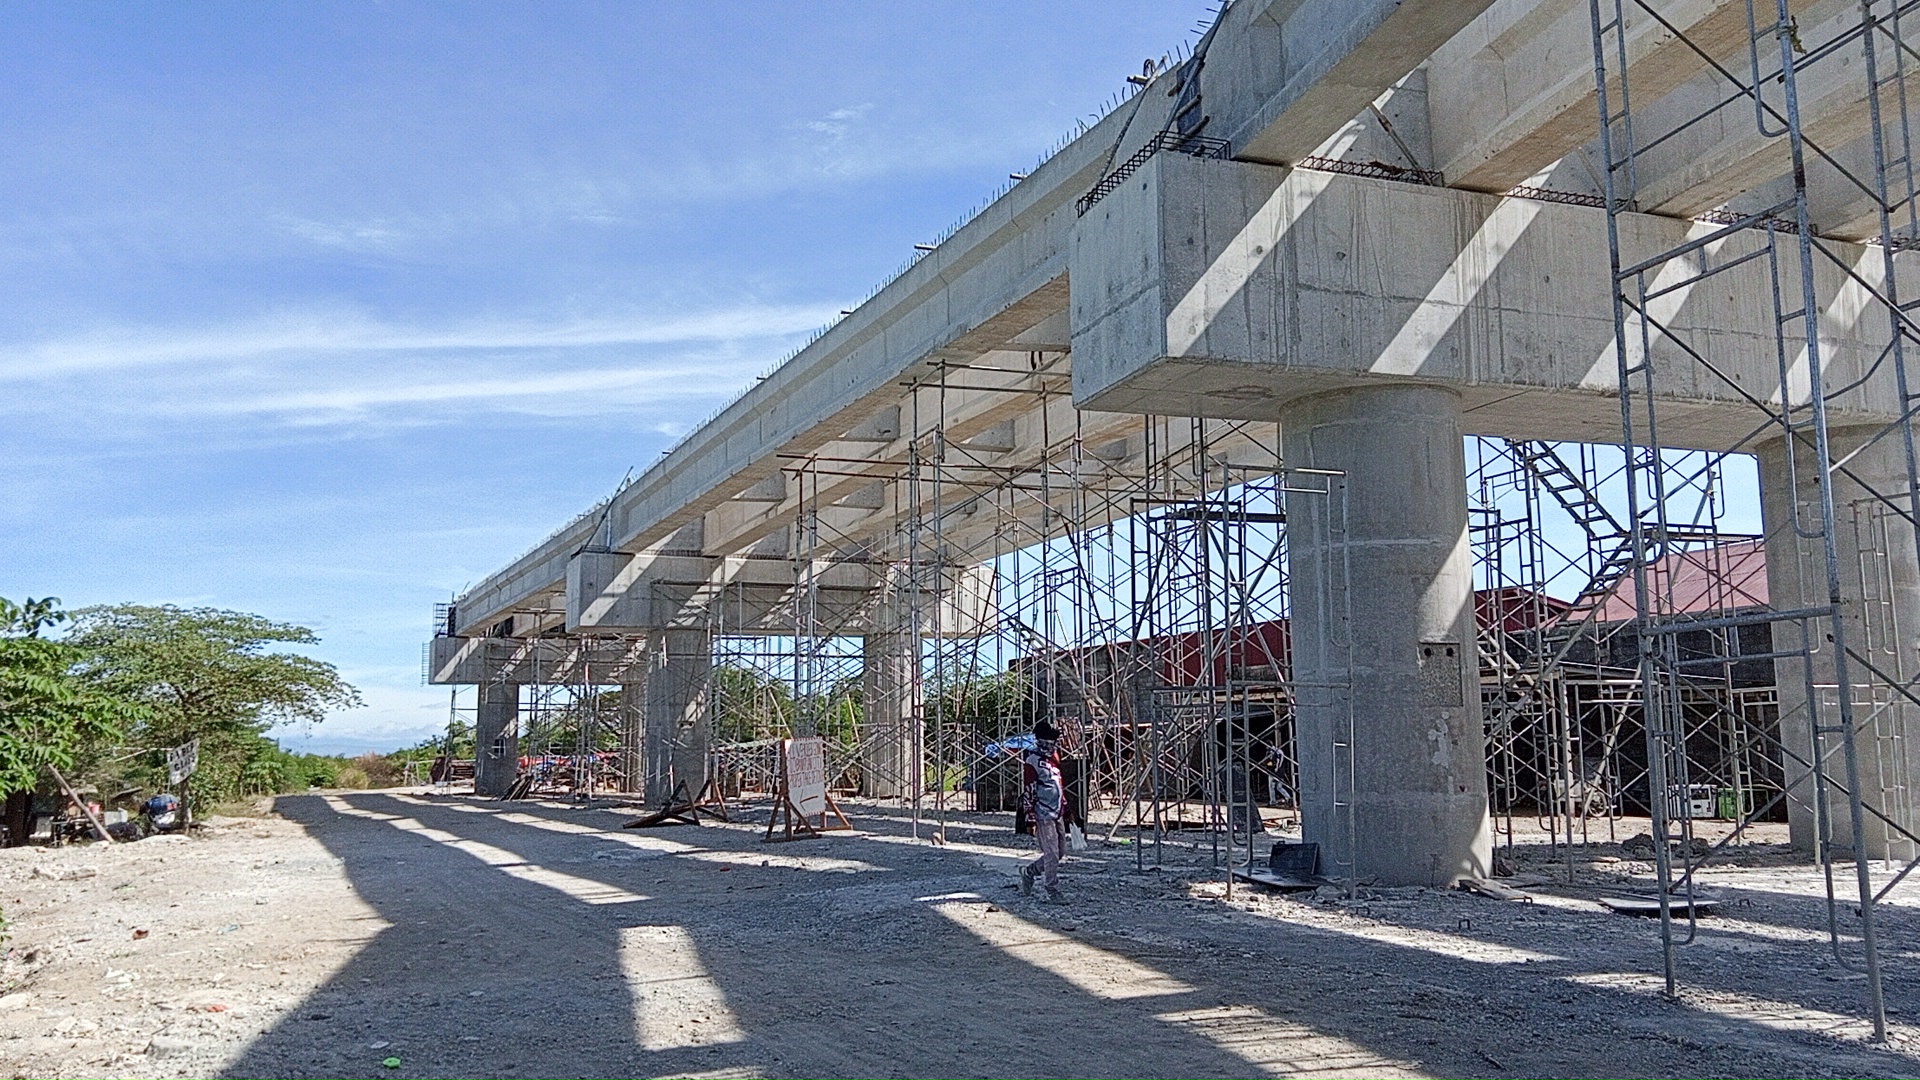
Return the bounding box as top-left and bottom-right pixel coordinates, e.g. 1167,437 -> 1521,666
1068,154 -> 1907,451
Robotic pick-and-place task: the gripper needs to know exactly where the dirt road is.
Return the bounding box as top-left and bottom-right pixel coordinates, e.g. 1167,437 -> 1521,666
3,790 -> 1919,1078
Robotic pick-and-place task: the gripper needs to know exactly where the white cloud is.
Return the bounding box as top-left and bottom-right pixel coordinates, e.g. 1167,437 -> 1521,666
203,358 -> 765,418
0,303 -> 838,381
280,215 -> 408,252
270,678 -> 451,754
805,102 -> 874,138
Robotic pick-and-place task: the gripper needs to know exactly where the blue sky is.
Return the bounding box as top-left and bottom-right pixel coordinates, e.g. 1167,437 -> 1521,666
0,2 -> 1221,754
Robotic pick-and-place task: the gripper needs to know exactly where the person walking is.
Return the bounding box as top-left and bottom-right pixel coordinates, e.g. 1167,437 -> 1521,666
1019,719 -> 1069,903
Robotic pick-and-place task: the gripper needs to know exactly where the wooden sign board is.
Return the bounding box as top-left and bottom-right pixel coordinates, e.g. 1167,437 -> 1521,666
766,736 -> 850,841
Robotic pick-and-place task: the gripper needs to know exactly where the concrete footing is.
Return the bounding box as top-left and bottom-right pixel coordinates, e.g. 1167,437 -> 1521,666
1760,428 -> 1920,861
1283,384 -> 1492,887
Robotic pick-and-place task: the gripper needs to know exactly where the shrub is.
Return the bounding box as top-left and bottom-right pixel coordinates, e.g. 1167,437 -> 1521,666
353,753 -> 404,788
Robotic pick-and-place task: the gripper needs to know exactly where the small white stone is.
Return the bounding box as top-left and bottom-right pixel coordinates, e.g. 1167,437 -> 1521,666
145,1033 -> 195,1059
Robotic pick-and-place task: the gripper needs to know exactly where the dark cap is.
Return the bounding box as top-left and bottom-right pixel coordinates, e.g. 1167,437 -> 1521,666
1033,719 -> 1059,742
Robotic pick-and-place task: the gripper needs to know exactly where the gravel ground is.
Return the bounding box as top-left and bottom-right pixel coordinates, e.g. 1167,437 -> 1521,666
2,789 -> 1919,1078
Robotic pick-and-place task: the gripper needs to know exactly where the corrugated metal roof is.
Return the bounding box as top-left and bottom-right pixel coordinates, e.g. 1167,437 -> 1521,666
1594,538 -> 1769,623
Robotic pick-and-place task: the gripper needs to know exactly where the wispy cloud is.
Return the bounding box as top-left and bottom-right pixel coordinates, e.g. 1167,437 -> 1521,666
0,303 -> 838,381
805,103 -> 874,139
280,215 -> 408,252
205,358 -> 765,418
625,99 -> 1059,204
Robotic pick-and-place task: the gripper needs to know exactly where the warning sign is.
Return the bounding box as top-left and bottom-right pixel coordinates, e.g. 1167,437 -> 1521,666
783,736 -> 827,818
765,735 -> 850,841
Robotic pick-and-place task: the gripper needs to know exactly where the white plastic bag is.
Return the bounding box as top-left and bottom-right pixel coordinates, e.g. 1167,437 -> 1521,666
1068,823 -> 1087,852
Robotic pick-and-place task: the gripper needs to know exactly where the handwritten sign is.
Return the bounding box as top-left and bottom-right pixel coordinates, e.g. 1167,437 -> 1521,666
765,734 -> 849,841
166,738 -> 201,785
782,736 -> 827,818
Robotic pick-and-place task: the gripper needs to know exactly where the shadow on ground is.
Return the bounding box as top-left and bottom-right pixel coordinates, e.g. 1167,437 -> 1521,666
220,792 -> 1920,1079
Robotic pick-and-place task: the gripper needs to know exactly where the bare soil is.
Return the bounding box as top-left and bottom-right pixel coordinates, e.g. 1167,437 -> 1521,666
3,790 -> 1919,1078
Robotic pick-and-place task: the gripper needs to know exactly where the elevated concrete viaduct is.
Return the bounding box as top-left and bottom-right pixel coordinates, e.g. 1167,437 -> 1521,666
432,0 -> 1920,887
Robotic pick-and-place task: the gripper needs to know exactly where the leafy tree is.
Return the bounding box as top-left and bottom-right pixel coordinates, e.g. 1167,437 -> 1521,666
65,605 -> 362,804
805,675 -> 864,750
237,744 -> 361,794
926,667 -> 1032,737
919,667 -> 1033,792
0,597 -> 146,843
0,597 -> 66,638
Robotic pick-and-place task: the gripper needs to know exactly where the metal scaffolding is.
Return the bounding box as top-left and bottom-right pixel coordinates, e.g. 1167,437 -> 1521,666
1587,0 -> 1920,1035
1468,438 -> 1784,861
691,353 -> 1364,896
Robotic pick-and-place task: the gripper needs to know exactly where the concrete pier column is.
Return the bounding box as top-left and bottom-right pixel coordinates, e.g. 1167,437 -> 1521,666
645,629 -> 711,804
1759,429 -> 1920,861
1282,384 -> 1491,886
862,621 -> 921,799
474,680 -> 520,797
619,679 -> 645,794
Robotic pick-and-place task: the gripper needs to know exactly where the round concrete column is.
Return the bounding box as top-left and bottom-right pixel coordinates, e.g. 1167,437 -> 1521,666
474,680 -> 520,797
1282,384 -> 1491,886
1759,428 -> 1920,861
645,629 -> 712,805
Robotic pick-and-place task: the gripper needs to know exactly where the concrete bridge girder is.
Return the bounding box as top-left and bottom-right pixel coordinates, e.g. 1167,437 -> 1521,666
1773,128 -> 1917,244
443,0 -> 1880,638
567,549 -> 886,635
565,547 -> 999,639
1622,0 -> 1920,221
697,362 -> 1054,558
1430,0 -> 1897,241
710,386 -> 1285,572
1204,0 -> 1501,167
1428,0 -> 1827,194
426,634 -> 648,687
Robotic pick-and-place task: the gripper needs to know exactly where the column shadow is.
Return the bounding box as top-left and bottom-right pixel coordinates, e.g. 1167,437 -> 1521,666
222,792 -> 1920,1079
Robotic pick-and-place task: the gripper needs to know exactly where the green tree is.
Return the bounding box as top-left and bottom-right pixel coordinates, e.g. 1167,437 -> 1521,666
918,667 -> 1032,792
0,597 -> 146,841
926,667 -> 1031,737
1,597 -> 66,638
65,605 -> 362,804
805,675 -> 863,750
